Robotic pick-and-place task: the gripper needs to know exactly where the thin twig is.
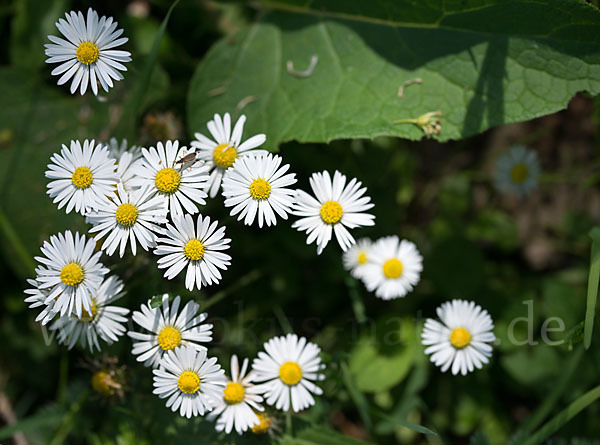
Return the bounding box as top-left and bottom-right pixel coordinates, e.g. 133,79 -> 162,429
0,392 -> 29,445
397,77 -> 422,98
236,95 -> 258,111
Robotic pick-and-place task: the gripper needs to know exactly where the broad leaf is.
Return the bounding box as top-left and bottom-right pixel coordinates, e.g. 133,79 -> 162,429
188,0 -> 600,147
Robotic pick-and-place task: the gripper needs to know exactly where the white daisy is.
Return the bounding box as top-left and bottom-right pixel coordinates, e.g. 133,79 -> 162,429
152,346 -> 226,418
34,231 -> 108,318
154,214 -> 231,291
46,139 -> 118,215
44,8 -> 131,95
107,138 -> 141,192
493,145 -> 540,197
131,140 -> 210,216
361,236 -> 423,300
292,170 -> 375,255
49,275 -> 130,352
252,333 -> 325,413
24,274 -> 58,326
222,153 -> 297,228
87,183 -> 168,257
207,355 -> 264,435
422,299 -> 495,376
191,113 -> 267,198
128,294 -> 213,368
342,238 -> 372,279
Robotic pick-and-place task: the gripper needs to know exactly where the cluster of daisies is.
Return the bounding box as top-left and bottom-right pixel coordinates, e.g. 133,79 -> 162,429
27,7 -> 509,438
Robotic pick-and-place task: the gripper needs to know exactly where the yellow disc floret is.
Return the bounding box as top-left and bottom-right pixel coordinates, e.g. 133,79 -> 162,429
450,327 -> 471,349
357,251 -> 368,264
383,258 -> 403,279
60,262 -> 84,286
251,412 -> 272,434
184,239 -> 205,261
279,361 -> 302,386
510,163 -> 529,184
223,382 -> 245,404
78,298 -> 98,322
320,200 -> 343,224
177,371 -> 200,394
157,326 -> 182,351
155,168 -> 181,194
91,370 -> 115,396
249,178 -> 271,200
115,203 -> 138,227
76,41 -> 99,65
72,166 -> 93,189
212,144 -> 237,169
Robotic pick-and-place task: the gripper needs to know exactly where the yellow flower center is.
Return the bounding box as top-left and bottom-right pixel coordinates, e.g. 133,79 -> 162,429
157,326 -> 182,351
76,41 -> 99,65
383,258 -> 403,279
78,298 -> 98,322
510,163 -> 529,183
213,143 -> 237,169
155,168 -> 181,194
71,166 -> 93,189
279,361 -> 302,386
177,371 -> 200,394
223,382 -> 245,404
251,412 -> 272,434
357,251 -> 368,264
450,327 -> 471,349
320,200 -> 343,224
91,371 -> 115,396
249,178 -> 271,200
115,203 -> 138,227
60,262 -> 84,286
184,239 -> 205,261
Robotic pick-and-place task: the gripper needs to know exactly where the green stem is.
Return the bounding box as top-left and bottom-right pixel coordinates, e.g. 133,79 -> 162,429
198,269 -> 261,312
0,208 -> 35,277
285,411 -> 293,436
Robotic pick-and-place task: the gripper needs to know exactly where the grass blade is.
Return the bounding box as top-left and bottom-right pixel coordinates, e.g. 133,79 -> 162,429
519,345 -> 584,433
584,227 -> 600,349
523,385 -> 600,445
341,361 -> 373,432
114,0 -> 180,139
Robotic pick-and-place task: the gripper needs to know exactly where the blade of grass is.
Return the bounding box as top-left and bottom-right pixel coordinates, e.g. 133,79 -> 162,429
340,361 -> 373,432
522,384 -> 600,445
0,411 -> 63,440
584,227 -> 600,349
519,345 -> 584,433
0,208 -> 35,278
114,0 -> 180,139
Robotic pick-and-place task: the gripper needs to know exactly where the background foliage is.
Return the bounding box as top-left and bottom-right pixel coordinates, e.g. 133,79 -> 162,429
2,0 -> 600,444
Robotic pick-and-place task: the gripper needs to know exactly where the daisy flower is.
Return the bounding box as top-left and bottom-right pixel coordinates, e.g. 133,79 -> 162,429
44,8 -> 131,95
87,184 -> 168,257
107,138 -> 141,192
191,113 -> 267,198
222,153 -> 297,228
46,139 -> 117,215
128,294 -> 213,368
361,236 -> 423,300
292,170 -> 375,255
152,346 -> 226,418
252,334 -> 325,413
154,214 -> 231,291
493,145 -> 540,197
131,141 -> 210,216
49,275 -> 130,352
24,275 -> 58,326
342,238 -> 372,279
422,299 -> 496,376
207,355 -> 264,435
34,231 -> 108,318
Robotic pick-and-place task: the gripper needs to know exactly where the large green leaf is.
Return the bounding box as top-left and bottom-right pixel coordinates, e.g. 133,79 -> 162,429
188,0 -> 600,147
